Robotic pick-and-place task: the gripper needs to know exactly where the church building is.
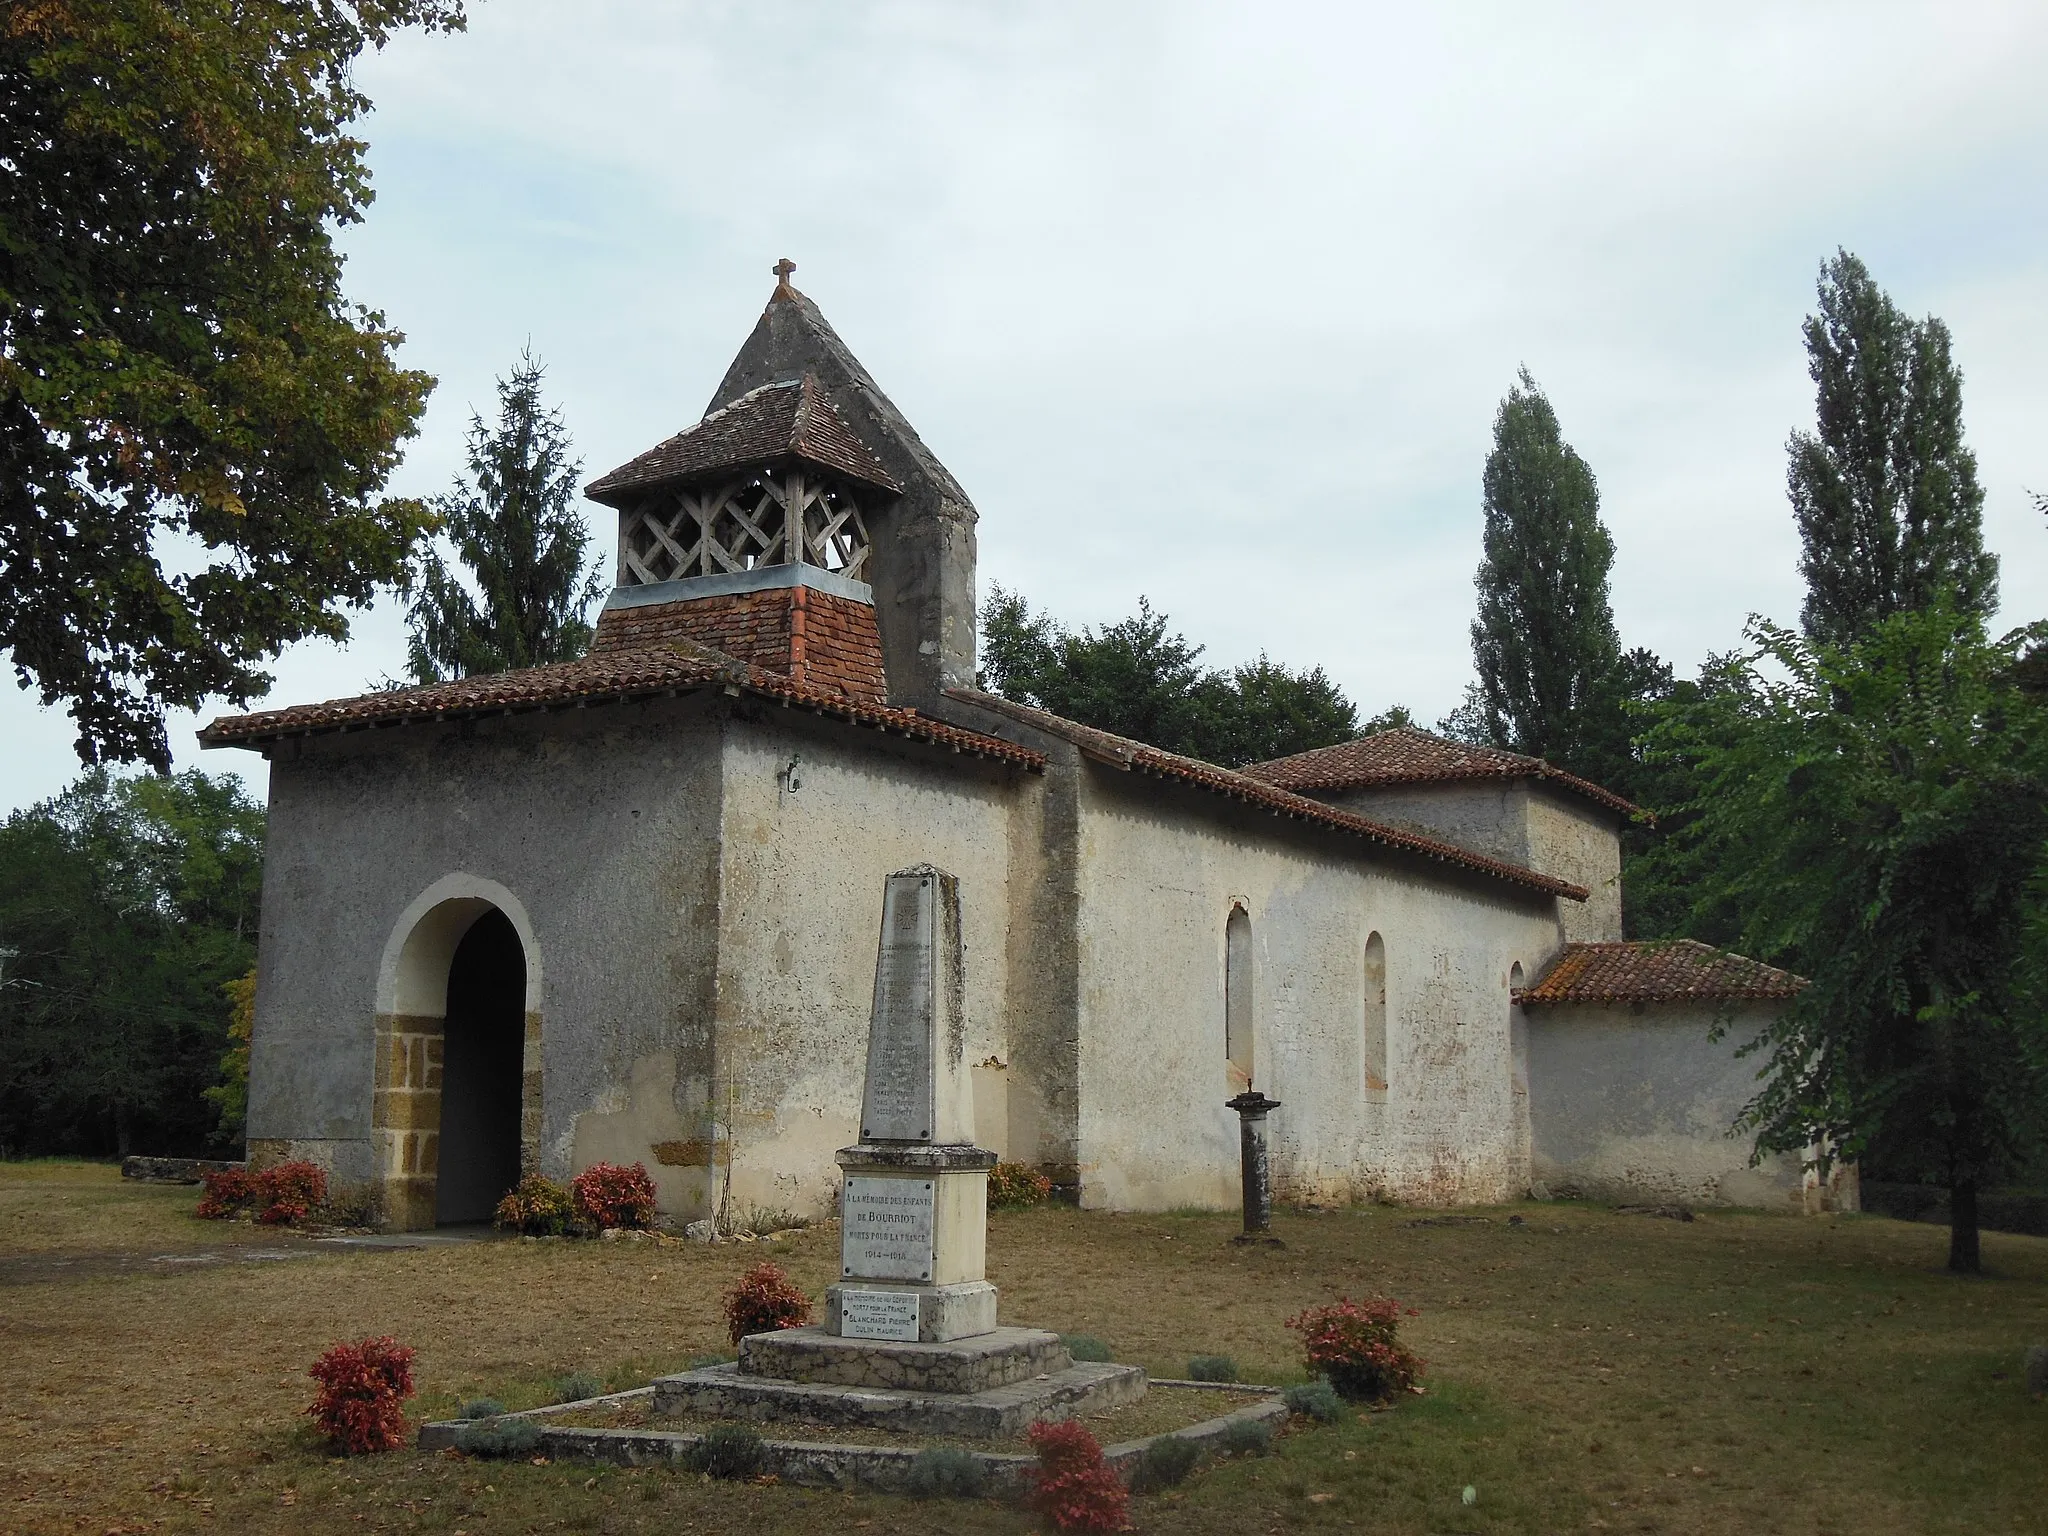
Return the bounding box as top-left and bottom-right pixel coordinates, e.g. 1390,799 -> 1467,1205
203,268 -> 1842,1231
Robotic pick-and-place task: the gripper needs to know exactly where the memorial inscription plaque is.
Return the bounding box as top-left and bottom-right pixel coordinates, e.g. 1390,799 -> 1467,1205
837,1287 -> 921,1342
841,1176 -> 936,1281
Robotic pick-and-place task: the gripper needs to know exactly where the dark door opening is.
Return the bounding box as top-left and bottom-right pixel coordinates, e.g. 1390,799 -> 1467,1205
436,909 -> 526,1225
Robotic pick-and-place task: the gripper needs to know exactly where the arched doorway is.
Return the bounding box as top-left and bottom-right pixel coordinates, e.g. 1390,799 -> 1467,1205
435,910 -> 527,1224
373,876 -> 542,1231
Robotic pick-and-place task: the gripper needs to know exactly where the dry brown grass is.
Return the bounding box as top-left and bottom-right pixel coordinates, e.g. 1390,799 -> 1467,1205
3,1163 -> 2046,1535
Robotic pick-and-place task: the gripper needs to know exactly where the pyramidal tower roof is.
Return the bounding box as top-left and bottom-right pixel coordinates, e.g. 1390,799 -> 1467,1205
702,261 -> 976,523
586,373 -> 900,504
580,261 -> 981,708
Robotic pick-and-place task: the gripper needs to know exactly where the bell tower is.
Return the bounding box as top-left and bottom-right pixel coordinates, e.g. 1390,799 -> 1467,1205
585,262 -> 977,707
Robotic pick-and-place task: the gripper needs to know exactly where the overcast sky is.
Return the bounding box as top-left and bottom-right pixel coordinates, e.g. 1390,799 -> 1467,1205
7,1 -> 2047,811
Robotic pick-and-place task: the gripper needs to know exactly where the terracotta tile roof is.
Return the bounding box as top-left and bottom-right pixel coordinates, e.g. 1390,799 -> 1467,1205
1516,941 -> 1805,1006
591,586 -> 887,703
945,689 -> 1587,903
198,646 -> 1041,769
586,374 -> 901,503
1243,727 -> 1639,817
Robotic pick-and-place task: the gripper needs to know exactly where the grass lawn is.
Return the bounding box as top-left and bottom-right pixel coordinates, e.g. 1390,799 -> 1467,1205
2,1162 -> 2045,1534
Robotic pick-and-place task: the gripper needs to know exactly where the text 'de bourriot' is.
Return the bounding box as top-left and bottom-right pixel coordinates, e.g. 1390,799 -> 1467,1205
841,1177 -> 935,1281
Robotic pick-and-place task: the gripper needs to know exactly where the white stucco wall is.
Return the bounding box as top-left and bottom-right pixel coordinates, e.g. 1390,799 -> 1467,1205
242,696 -> 728,1212
711,710 -> 1023,1221
1322,779 -> 1624,943
1525,1001 -> 1805,1207
1068,768 -> 1569,1211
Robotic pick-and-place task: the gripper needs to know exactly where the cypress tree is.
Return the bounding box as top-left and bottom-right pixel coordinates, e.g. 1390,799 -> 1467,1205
1470,368 -> 1622,774
1790,251 -> 1997,648
406,352 -> 605,683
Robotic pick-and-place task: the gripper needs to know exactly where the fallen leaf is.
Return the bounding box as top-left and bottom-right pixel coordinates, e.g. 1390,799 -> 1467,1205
1308,1492 -> 1334,1504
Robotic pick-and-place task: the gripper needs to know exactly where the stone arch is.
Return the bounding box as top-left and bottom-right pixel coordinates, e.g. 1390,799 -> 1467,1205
372,875 -> 543,1229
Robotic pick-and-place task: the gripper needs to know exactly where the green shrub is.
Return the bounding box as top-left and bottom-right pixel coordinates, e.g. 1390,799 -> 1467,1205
1281,1378 -> 1344,1424
553,1371 -> 604,1404
1186,1354 -> 1238,1383
739,1204 -> 809,1236
1135,1433 -> 1201,1491
1062,1334 -> 1112,1362
987,1162 -> 1053,1210
459,1398 -> 506,1420
906,1445 -> 987,1499
685,1423 -> 765,1480
317,1181 -> 383,1229
457,1417 -> 541,1459
494,1174 -> 573,1236
1218,1416 -> 1273,1457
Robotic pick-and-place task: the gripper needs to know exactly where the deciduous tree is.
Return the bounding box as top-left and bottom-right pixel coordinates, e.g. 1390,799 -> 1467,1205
0,768 -> 264,1157
1,0 -> 465,770
1644,604 -> 2048,1272
978,586 -> 1358,767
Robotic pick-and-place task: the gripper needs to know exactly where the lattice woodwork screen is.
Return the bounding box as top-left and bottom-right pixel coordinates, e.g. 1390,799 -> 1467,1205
619,466 -> 873,585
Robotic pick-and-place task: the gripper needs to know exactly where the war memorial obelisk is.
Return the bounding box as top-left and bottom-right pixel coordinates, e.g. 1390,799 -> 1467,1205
654,865 -> 1143,1436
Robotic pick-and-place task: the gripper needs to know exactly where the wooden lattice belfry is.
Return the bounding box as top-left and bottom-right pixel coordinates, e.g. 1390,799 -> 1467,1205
619,465 -> 872,586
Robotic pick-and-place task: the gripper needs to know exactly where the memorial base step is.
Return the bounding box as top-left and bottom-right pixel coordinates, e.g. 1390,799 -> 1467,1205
823,1280 -> 996,1344
738,1324 -> 1066,1393
651,1358 -> 1146,1439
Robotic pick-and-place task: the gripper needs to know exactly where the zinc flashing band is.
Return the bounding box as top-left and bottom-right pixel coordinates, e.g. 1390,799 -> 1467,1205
606,563 -> 874,609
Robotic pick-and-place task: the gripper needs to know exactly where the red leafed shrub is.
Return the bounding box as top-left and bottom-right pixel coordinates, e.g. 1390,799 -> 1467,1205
986,1161 -> 1054,1210
570,1161 -> 657,1230
257,1161 -> 328,1225
1285,1294 -> 1425,1403
1025,1419 -> 1130,1532
723,1262 -> 813,1344
197,1162 -> 329,1225
307,1337 -> 415,1454
196,1167 -> 259,1220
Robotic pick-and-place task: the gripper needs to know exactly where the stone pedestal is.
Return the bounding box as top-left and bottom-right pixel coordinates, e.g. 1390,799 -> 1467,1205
652,864 -> 1148,1437
829,1140 -> 996,1342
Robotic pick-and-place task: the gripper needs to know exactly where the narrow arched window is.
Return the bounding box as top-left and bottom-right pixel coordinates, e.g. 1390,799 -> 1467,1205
1362,931 -> 1388,1100
1509,961 -> 1532,1184
1225,905 -> 1253,1089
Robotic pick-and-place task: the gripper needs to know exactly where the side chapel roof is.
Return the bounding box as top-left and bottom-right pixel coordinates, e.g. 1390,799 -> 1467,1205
586,373 -> 901,504
1244,726 -> 1639,818
947,687 -> 1589,903
1516,940 -> 1805,1006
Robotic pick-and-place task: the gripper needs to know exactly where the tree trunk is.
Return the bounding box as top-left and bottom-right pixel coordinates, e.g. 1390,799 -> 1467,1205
113,1099 -> 132,1160
1947,1177 -> 1980,1274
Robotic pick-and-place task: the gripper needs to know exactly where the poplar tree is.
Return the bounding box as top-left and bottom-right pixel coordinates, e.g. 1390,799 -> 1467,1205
1790,251 -> 1997,647
405,353 -> 605,683
1469,369 -> 1623,776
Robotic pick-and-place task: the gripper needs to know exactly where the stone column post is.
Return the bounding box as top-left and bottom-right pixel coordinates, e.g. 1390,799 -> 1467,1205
1225,1089 -> 1281,1245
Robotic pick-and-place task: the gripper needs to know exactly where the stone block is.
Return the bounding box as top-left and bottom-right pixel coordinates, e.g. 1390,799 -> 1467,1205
737,1324 -> 1066,1393
652,1357 -> 1144,1439
824,1280 -> 997,1343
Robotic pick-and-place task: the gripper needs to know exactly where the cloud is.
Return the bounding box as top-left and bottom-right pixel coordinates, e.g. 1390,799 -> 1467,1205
6,1 -> 2046,807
